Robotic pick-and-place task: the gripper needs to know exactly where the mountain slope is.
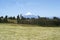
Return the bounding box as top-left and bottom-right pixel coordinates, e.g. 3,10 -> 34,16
23,15 -> 38,18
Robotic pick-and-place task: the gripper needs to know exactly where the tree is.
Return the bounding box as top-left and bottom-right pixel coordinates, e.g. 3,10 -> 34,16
20,14 -> 25,20
0,16 -> 3,23
53,17 -> 59,20
0,17 -> 2,23
12,16 -> 15,19
3,15 -> 8,23
0,16 -> 3,18
8,16 -> 13,19
17,15 -> 20,23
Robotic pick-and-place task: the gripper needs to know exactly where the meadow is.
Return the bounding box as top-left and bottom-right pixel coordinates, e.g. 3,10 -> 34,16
0,23 -> 60,40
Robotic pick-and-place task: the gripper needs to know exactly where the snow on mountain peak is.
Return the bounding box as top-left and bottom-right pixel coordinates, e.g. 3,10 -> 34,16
25,12 -> 32,15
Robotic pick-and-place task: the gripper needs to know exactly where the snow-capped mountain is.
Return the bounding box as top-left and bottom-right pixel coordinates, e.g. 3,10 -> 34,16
23,12 -> 38,18
23,15 -> 38,18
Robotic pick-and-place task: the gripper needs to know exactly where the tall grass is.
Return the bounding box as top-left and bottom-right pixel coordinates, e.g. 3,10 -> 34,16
0,24 -> 60,40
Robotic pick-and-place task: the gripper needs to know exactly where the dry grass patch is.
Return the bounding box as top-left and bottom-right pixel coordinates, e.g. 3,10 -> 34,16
0,23 -> 60,40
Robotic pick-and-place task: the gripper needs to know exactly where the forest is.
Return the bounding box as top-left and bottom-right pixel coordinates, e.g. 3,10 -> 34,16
0,14 -> 60,27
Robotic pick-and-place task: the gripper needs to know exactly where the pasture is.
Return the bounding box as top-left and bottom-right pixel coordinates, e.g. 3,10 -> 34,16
0,23 -> 60,40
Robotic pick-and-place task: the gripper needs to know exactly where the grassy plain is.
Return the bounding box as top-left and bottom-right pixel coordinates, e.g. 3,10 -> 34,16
0,23 -> 60,40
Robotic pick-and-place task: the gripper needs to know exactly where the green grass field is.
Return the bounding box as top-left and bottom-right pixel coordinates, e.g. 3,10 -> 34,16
0,23 -> 60,40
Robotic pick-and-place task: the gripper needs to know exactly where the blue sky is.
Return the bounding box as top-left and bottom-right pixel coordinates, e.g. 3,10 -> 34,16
0,0 -> 60,17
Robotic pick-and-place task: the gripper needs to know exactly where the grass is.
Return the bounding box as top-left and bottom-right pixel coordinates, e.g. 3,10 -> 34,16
0,23 -> 60,40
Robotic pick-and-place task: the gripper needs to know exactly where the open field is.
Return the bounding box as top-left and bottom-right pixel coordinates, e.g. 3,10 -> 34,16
0,23 -> 60,40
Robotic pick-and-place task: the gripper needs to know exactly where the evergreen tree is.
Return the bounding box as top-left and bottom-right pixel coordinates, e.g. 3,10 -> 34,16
3,15 -> 8,23
17,15 -> 20,23
0,17 -> 2,23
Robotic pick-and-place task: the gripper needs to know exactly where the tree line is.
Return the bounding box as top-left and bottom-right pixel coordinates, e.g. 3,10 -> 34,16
0,14 -> 60,27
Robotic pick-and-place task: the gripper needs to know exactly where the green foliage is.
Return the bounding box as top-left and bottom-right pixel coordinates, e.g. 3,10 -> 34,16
17,15 -> 20,23
8,16 -> 16,20
0,15 -> 60,27
0,18 -> 2,23
3,15 -> 8,23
